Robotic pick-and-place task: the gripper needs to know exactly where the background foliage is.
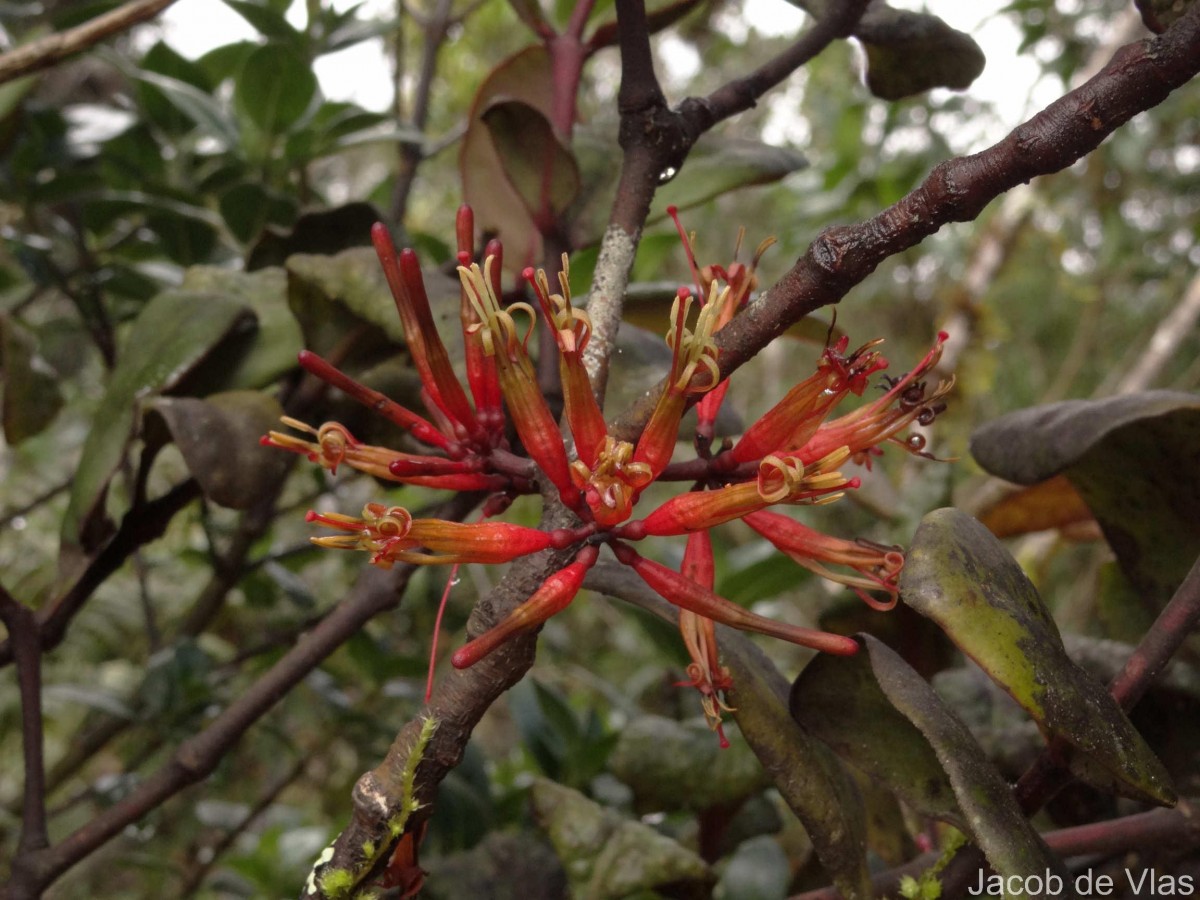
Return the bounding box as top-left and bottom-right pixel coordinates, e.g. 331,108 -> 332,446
1,0 -> 1199,898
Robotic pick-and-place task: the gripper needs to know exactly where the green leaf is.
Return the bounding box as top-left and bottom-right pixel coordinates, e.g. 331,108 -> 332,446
234,43 -> 318,136
481,98 -> 581,222
246,201 -> 380,270
62,291 -> 254,551
223,0 -> 302,40
795,637 -> 1068,884
607,714 -> 769,811
1,315 -> 63,444
137,41 -> 214,135
791,647 -> 965,829
654,137 -> 807,216
530,777 -> 712,899
178,265 -> 300,391
114,61 -> 240,148
722,631 -> 871,899
901,508 -> 1176,806
146,391 -> 290,509
285,246 -> 408,351
970,392 -> 1200,611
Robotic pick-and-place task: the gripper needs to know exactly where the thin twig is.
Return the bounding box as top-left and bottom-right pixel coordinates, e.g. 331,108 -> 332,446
0,585 -> 49,860
583,0 -> 870,401
0,0 -> 181,85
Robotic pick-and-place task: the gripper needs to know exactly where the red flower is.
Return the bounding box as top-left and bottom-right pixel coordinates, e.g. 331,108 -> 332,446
266,209 -> 953,741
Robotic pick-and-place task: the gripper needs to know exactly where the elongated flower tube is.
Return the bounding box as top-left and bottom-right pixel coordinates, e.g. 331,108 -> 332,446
743,510 -> 904,611
262,419 -> 505,491
633,288 -> 722,479
677,530 -> 734,744
694,236 -> 776,442
620,448 -> 856,539
611,542 -> 859,656
306,502 -> 585,567
297,350 -> 451,451
458,257 -> 580,510
456,205 -> 505,435
451,545 -> 600,668
799,332 -> 952,466
729,336 -> 887,464
372,223 -> 480,438
526,257 -> 608,469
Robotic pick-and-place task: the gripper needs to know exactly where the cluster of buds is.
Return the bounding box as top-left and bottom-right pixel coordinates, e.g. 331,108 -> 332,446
264,206 -> 952,745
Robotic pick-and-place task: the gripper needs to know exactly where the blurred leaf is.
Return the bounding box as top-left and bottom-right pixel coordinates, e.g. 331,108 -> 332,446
481,99 -> 580,221
791,647 -> 965,829
1,315 -> 63,444
146,391 -> 290,509
178,265 -> 300,390
224,0 -> 302,40
1134,0 -> 1198,32
530,777 -> 712,899
971,392 -> 1200,610
655,138 -> 807,217
234,43 -> 318,136
607,714 -> 768,811
285,246 -> 408,351
780,0 -> 985,99
62,291 -> 254,550
722,631 -> 871,899
247,201 -> 380,270
901,508 -> 1176,806
857,13 -> 986,100
461,46 -> 557,270
717,835 -> 791,900
137,41 -> 214,134
977,475 -> 1097,540
116,63 -> 240,148
219,182 -> 297,244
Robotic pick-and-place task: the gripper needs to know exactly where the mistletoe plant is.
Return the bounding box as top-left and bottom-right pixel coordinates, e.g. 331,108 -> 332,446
264,205 -> 950,743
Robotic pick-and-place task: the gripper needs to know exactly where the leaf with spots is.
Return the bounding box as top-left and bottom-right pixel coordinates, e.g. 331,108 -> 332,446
901,508 -> 1175,806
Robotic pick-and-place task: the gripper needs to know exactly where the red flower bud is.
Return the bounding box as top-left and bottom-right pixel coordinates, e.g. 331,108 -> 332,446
373,223 -> 479,434
612,542 -> 859,656
451,545 -> 600,668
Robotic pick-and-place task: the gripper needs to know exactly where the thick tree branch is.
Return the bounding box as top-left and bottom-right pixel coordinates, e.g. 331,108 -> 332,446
610,5 -> 1200,442
0,0 -> 180,85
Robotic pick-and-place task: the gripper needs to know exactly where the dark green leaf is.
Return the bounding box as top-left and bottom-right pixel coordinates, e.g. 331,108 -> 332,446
137,42 -> 214,134
971,392 -> 1200,610
723,630 -> 871,899
531,778 -> 712,898
246,201 -> 380,270
791,646 -> 965,829
62,291 -> 254,550
145,391 -> 290,509
117,63 -> 240,147
1,315 -> 63,444
234,43 -> 318,136
178,265 -> 300,390
223,0 -> 302,40
901,508 -> 1176,806
862,635 -> 1069,884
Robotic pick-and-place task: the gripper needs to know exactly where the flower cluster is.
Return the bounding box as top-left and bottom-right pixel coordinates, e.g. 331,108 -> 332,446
264,206 -> 951,744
